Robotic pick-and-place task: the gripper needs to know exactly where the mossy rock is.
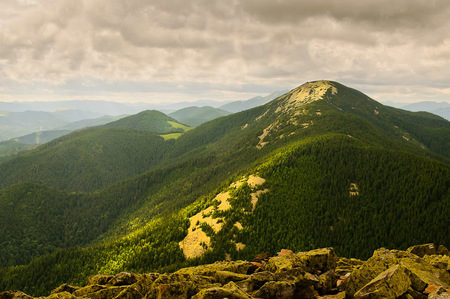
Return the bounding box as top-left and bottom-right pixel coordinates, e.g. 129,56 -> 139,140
85,274 -> 114,286
214,271 -> 249,284
108,272 -> 139,286
72,285 -> 108,297
423,255 -> 450,271
253,280 -> 296,299
191,281 -> 250,299
0,291 -> 34,299
354,264 -> 411,298
50,284 -> 79,295
336,257 -> 364,276
342,248 -> 402,295
175,260 -> 252,277
407,244 -> 438,258
46,291 -> 75,299
399,255 -> 450,292
428,287 -> 450,299
147,281 -> 199,298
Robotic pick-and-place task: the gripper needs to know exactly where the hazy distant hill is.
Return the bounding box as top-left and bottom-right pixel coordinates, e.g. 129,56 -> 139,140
219,90 -> 287,113
0,81 -> 448,296
0,109 -> 105,141
400,101 -> 450,120
168,106 -> 231,126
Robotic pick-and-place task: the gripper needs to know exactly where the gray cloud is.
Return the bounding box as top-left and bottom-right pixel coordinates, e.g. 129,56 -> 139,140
0,0 -> 449,103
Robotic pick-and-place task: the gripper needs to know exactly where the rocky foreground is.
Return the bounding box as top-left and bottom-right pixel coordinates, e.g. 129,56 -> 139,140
2,244 -> 450,299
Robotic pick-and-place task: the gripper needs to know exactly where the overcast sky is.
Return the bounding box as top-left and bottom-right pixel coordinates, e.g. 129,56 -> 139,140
1,0 -> 449,104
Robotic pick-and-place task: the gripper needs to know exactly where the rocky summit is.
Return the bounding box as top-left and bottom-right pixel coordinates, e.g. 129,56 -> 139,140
2,244 -> 449,299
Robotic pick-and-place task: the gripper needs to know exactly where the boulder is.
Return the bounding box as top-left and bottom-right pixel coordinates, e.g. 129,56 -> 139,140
354,264 -> 411,298
87,286 -> 129,299
191,281 -> 250,299
423,255 -> 450,271
147,281 -> 199,298
342,248 -> 407,295
108,272 -> 138,286
253,281 -> 296,299
407,244 -> 438,258
319,291 -> 346,299
214,271 -> 249,284
278,249 -> 294,256
72,285 -> 108,297
0,291 -> 34,299
438,246 -> 450,256
129,273 -> 161,297
335,257 -> 364,276
175,260 -> 252,277
46,291 -> 75,299
235,271 -> 276,293
399,256 -> 450,292
428,286 -> 450,299
85,274 -> 114,286
319,270 -> 339,294
50,284 -> 79,295
297,248 -> 338,273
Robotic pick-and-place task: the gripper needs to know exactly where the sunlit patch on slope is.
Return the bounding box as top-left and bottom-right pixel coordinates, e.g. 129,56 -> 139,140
179,175 -> 269,259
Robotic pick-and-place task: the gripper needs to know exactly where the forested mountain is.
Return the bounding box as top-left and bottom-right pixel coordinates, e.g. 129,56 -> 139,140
168,106 -> 231,127
102,110 -> 190,134
0,80 -> 448,296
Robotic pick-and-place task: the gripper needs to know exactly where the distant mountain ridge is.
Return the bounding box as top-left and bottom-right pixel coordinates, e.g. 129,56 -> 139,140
168,106 -> 231,127
219,90 -> 287,113
0,80 -> 448,296
400,101 -> 450,121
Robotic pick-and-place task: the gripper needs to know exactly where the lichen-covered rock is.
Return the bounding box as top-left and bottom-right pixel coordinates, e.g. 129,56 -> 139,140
50,284 -> 79,295
297,248 -> 338,273
438,246 -> 450,256
400,256 -> 450,292
88,286 -> 130,299
343,248 -> 400,295
235,271 -> 276,293
191,281 -> 250,299
407,244 -> 438,258
354,264 -> 411,298
319,291 -> 346,299
108,272 -> 138,286
46,291 -> 75,299
336,257 -> 364,276
85,274 -> 114,286
72,284 -> 107,297
266,253 -> 303,274
175,260 -> 252,277
253,281 -> 296,299
146,281 -> 199,298
428,286 -> 450,299
319,270 -> 339,294
129,273 -> 161,297
423,255 -> 450,272
214,271 -> 248,284
0,291 -> 34,299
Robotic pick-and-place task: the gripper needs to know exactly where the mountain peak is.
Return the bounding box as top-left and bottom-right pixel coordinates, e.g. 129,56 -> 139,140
286,80 -> 337,106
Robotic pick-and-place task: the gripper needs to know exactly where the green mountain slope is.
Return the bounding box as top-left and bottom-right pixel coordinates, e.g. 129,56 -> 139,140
0,110 -> 193,192
0,80 -> 448,296
168,106 -> 231,127
103,110 -> 190,134
0,128 -> 169,192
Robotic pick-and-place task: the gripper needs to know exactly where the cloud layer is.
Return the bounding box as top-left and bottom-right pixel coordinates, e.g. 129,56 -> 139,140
1,0 -> 449,103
